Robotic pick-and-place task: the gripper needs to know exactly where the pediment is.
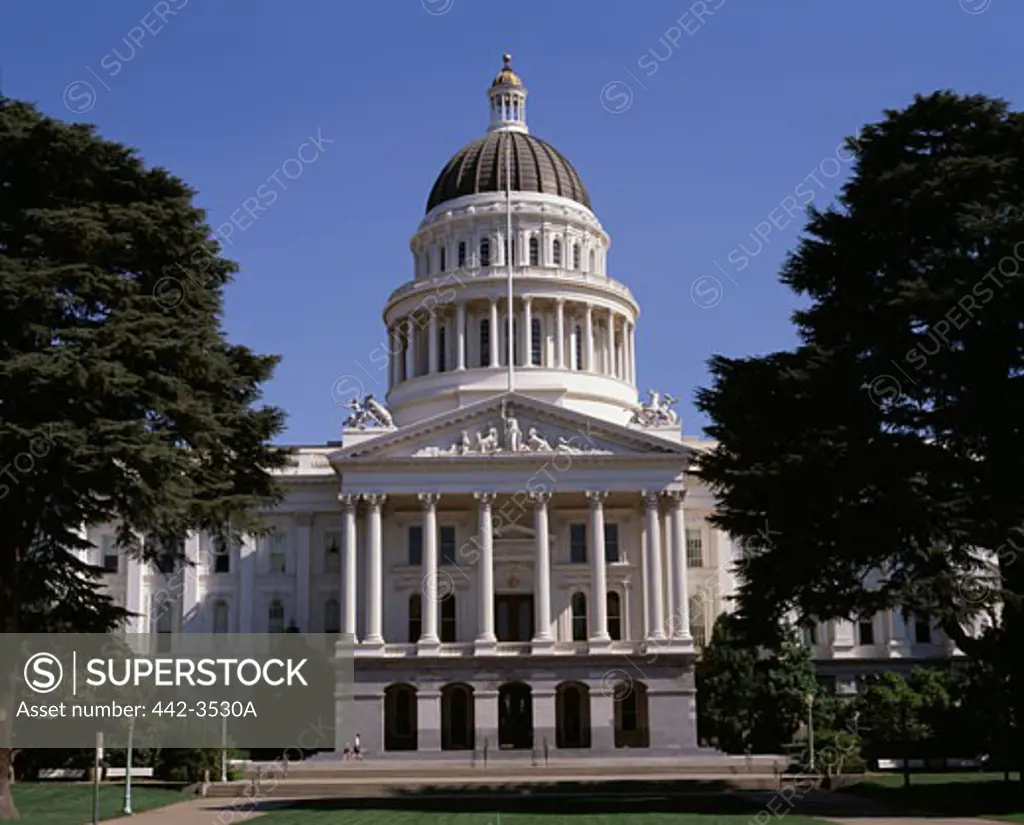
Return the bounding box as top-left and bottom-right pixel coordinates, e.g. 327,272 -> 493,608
333,393 -> 688,462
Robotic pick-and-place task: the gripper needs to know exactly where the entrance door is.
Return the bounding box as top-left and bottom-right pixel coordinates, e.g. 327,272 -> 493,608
498,682 -> 533,749
495,594 -> 534,641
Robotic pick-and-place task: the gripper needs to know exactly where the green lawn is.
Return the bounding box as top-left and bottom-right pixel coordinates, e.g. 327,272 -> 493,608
254,797 -> 834,825
843,773 -> 1024,819
260,813 -> 829,825
13,783 -> 186,825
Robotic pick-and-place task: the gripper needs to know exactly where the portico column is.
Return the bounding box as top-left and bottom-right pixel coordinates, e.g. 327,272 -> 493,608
586,490 -> 611,644
555,299 -> 565,368
339,494 -> 358,642
362,493 -> 386,646
607,309 -> 616,377
629,323 -> 637,383
531,492 -> 553,647
474,492 -> 497,648
489,299 -> 499,367
456,302 -> 466,370
418,492 -> 441,647
523,296 -> 533,366
428,310 -> 438,374
642,491 -> 666,640
405,316 -> 416,380
584,304 -> 594,372
295,513 -> 312,631
666,490 -> 691,640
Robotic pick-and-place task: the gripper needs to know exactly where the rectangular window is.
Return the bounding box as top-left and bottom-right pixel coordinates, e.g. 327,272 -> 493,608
817,675 -> 837,694
458,242 -> 466,267
570,523 -> 587,564
440,526 -> 456,565
213,537 -> 231,574
324,531 -> 341,572
686,529 -> 703,568
802,623 -> 818,645
408,525 -> 423,566
531,318 -> 542,366
479,238 -> 491,267
440,246 -> 447,272
480,319 -> 491,367
914,614 -> 932,644
268,532 -> 287,573
153,538 -> 179,574
604,523 -> 620,563
101,535 -> 119,573
858,619 -> 875,645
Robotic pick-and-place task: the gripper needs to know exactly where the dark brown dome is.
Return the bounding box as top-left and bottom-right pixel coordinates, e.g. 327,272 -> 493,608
426,131 -> 592,214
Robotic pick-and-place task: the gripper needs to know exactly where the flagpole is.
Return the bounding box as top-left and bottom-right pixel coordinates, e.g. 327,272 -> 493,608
506,134 -> 515,392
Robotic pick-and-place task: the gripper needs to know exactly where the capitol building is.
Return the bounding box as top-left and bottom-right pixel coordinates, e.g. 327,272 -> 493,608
88,57 -> 957,756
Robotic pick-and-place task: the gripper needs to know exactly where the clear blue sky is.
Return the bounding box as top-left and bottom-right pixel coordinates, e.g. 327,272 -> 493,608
1,0 -> 1018,443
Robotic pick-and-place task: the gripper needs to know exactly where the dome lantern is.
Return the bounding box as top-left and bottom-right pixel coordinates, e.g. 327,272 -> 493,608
487,53 -> 528,134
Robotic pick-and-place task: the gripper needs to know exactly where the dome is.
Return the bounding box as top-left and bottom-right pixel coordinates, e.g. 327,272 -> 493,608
426,130 -> 592,213
491,53 -> 523,88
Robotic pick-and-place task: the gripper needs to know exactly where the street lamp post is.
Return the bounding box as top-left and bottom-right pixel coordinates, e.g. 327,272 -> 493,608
123,720 -> 134,815
806,692 -> 815,770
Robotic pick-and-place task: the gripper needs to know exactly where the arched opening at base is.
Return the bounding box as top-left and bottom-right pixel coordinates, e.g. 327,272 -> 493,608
384,683 -> 418,751
441,683 -> 475,750
555,681 -> 591,749
613,680 -> 649,748
498,682 -> 533,750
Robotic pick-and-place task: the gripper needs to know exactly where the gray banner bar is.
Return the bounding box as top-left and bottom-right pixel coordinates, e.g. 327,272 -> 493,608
1,633 -> 353,748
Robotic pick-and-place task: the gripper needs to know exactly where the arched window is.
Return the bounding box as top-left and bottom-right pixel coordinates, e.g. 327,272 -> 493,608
479,238 -> 491,267
574,323 -> 583,370
573,243 -> 581,270
408,594 -> 422,643
324,598 -> 340,633
439,246 -> 447,272
571,592 -> 588,641
458,241 -> 467,267
213,600 -> 229,633
479,318 -> 491,367
589,249 -> 596,272
438,324 -> 447,373
530,318 -> 542,366
607,592 -> 622,641
268,599 -> 285,633
552,239 -> 562,267
529,236 -> 539,266
441,594 -> 457,643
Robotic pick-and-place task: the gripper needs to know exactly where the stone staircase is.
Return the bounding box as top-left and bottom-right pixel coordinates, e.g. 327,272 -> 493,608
202,754 -> 800,800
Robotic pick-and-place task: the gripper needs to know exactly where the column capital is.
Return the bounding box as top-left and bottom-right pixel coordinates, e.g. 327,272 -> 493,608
555,297 -> 566,306
663,489 -> 688,504
529,491 -> 552,505
585,490 -> 609,507
362,493 -> 387,509
641,490 -> 661,508
523,294 -> 533,306
417,492 -> 441,509
338,493 -> 359,510
474,491 -> 497,505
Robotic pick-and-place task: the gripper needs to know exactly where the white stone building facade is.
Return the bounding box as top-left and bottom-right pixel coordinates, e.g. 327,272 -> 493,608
85,57 -> 956,755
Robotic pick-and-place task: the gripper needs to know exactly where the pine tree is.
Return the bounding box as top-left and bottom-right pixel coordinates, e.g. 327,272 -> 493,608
0,98 -> 289,818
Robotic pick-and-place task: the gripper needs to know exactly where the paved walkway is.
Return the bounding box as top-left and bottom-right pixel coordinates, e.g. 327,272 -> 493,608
99,798 -> 269,825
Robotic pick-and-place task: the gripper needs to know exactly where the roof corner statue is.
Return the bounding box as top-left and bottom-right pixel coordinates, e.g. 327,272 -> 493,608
343,394 -> 394,429
630,390 -> 680,428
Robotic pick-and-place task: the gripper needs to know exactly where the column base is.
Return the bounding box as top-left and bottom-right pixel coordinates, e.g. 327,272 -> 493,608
417,637 -> 440,655
531,636 -> 555,654
474,635 -> 497,655
360,636 -> 385,653
589,634 -> 612,650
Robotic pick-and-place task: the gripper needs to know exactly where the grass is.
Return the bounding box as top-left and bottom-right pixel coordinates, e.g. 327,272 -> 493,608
842,772 -> 1024,819
250,797 -> 835,825
13,783 -> 186,824
258,812 -> 831,825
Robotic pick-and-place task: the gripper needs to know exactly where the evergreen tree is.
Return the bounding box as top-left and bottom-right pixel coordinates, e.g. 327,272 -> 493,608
0,98 -> 289,818
696,92 -> 1024,771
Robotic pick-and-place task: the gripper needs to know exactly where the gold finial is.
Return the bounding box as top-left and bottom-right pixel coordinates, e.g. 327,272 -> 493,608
503,53 -> 512,67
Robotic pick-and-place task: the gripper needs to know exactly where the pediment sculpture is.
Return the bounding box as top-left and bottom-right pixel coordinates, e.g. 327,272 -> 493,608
344,394 -> 395,429
629,389 -> 680,427
413,403 -> 612,457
